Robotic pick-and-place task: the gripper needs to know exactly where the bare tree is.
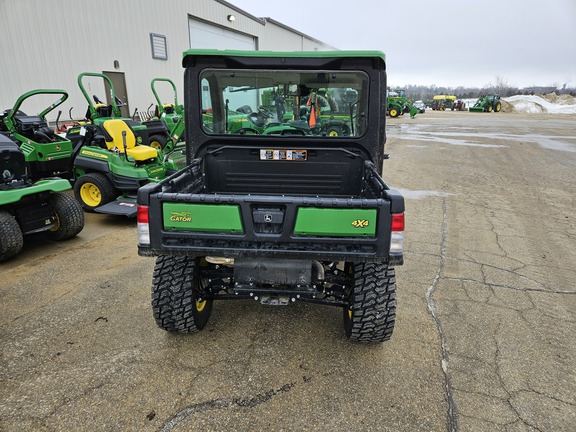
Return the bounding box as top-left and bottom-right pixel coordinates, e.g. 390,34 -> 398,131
485,75 -> 515,96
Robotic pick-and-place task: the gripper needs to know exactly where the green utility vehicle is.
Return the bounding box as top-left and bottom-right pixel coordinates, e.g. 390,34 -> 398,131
469,94 -> 502,112
0,134 -> 84,262
137,50 -> 405,343
0,89 -> 74,180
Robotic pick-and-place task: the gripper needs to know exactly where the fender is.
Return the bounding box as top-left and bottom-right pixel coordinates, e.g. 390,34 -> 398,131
73,154 -> 110,172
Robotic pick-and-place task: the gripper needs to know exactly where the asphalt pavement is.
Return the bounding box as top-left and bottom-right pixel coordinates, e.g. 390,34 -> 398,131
1,111 -> 575,431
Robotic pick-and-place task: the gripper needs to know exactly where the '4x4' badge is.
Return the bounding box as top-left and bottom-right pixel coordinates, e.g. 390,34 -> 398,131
351,219 -> 369,228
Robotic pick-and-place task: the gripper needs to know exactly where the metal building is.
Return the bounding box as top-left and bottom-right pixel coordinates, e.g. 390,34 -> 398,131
0,0 -> 335,122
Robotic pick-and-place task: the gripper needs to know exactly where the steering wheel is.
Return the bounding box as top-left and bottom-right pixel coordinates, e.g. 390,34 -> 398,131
257,106 -> 273,119
233,128 -> 261,135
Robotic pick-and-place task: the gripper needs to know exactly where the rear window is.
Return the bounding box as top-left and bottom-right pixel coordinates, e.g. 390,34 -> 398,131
199,69 -> 369,138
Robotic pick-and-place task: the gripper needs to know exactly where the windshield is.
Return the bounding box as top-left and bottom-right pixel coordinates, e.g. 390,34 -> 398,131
199,69 -> 368,137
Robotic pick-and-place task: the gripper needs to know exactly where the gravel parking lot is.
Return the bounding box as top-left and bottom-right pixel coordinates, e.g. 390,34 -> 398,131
1,111 -> 575,431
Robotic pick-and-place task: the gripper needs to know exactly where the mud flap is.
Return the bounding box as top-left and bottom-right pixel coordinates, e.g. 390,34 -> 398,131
94,197 -> 138,217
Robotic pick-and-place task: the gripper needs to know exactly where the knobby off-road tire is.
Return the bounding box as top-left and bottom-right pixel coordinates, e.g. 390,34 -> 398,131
151,255 -> 213,333
0,211 -> 23,262
344,262 -> 397,343
74,173 -> 118,212
45,192 -> 84,241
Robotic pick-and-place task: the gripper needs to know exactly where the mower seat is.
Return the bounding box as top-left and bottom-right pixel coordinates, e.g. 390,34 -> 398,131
102,119 -> 158,161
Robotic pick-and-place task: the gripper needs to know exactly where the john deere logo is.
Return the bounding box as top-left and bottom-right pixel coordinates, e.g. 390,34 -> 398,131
81,149 -> 108,160
149,167 -> 164,175
351,219 -> 369,228
170,211 -> 192,222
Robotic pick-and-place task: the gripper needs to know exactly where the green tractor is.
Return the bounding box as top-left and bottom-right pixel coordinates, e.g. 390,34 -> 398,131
65,72 -> 171,151
0,134 -> 84,262
0,89 -> 74,180
469,94 -> 502,112
386,90 -> 419,118
69,118 -> 180,217
387,98 -> 419,118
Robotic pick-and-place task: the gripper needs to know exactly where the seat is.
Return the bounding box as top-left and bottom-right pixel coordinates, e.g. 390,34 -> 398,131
102,119 -> 158,162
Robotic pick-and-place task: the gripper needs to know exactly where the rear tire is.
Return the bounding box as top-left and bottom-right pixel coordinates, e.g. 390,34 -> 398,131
325,125 -> 343,137
151,255 -> 213,333
74,173 -> 118,212
0,211 -> 23,262
149,133 -> 168,150
494,102 -> 502,112
343,262 -> 397,343
45,192 -> 84,241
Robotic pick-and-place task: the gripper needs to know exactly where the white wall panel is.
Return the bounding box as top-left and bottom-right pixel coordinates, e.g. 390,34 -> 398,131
0,0 -> 335,121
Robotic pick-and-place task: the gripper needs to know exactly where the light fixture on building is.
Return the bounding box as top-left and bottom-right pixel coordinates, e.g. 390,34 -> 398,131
227,14 -> 236,22
114,60 -> 120,69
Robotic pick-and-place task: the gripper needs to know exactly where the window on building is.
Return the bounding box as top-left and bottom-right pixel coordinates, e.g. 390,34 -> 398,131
150,33 -> 168,60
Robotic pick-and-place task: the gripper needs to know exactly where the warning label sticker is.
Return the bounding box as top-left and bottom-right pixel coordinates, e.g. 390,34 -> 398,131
259,149 -> 307,161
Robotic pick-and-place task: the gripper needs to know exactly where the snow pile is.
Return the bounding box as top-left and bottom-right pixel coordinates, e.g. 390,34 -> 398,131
502,93 -> 576,114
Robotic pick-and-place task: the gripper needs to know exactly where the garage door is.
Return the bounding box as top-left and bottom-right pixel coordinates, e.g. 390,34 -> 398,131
189,18 -> 256,50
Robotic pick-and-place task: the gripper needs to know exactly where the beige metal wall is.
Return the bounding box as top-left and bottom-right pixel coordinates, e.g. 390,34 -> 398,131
0,0 -> 335,122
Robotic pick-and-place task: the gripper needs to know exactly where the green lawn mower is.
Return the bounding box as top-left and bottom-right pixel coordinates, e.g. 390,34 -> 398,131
469,94 -> 502,112
69,118 -> 179,217
0,89 -> 74,180
0,134 -> 84,262
65,72 -> 171,151
146,78 -> 186,152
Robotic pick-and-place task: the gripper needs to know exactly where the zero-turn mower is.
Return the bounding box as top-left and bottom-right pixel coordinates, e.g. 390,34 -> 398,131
0,134 -> 83,262
0,89 -> 74,180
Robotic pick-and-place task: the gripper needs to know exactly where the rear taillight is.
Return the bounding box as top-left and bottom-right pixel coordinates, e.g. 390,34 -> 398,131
137,205 -> 150,246
390,213 -> 404,255
391,213 -> 405,232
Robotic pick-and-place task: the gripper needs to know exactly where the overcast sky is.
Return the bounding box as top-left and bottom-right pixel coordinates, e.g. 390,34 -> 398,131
229,0 -> 576,89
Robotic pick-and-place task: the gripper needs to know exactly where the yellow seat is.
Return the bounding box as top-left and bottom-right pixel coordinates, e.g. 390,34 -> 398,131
102,119 -> 158,161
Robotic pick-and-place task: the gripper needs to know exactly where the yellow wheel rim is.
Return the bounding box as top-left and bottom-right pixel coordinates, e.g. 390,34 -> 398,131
390,109 -> 398,117
196,299 -> 207,312
329,130 -> 339,137
149,140 -> 162,150
347,308 -> 352,319
49,213 -> 60,232
80,183 -> 102,207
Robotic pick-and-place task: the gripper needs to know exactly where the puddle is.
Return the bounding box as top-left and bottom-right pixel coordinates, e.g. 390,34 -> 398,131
396,188 -> 453,199
388,124 -> 576,152
390,133 -> 507,148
